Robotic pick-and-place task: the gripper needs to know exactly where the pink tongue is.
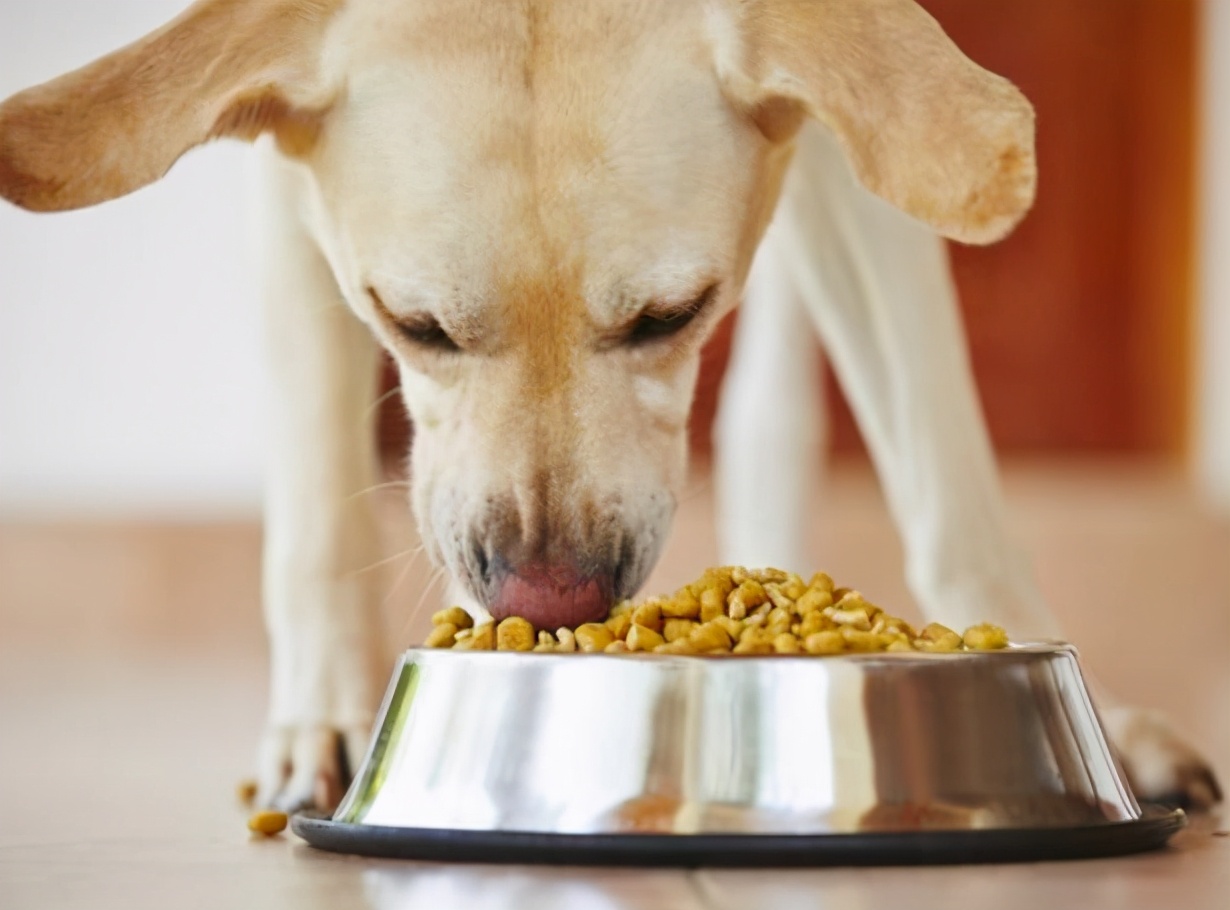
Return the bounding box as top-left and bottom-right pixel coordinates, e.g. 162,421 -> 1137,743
488,565 -> 611,630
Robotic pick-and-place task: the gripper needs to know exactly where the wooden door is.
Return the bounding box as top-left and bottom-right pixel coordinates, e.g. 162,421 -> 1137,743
691,0 -> 1196,458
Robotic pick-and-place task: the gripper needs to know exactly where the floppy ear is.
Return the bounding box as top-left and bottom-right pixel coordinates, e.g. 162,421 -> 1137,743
723,0 -> 1037,244
0,0 -> 341,212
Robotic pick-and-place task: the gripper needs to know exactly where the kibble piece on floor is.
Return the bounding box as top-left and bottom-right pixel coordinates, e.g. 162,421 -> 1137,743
236,779 -> 258,807
247,810 -> 289,837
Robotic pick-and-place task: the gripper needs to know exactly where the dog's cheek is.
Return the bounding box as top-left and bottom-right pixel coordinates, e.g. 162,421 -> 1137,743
629,364 -> 701,485
400,399 -> 457,571
407,441 -> 442,565
632,375 -> 687,425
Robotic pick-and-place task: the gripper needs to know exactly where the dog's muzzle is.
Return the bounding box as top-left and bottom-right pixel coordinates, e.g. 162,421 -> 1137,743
458,490 -> 666,630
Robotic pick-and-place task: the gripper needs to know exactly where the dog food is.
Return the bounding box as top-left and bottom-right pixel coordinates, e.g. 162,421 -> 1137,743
236,779 -> 258,806
247,810 -> 289,836
430,566 -> 1012,655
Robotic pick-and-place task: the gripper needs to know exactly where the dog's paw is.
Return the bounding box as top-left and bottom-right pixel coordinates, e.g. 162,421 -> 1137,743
256,723 -> 372,813
1102,706 -> 1223,812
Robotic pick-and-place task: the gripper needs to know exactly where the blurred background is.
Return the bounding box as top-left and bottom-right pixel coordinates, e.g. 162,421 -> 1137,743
3,0 -> 1229,516
0,0 -> 1227,867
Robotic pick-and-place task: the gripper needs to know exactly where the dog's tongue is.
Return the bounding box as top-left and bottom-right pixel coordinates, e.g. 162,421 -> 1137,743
489,566 -> 611,631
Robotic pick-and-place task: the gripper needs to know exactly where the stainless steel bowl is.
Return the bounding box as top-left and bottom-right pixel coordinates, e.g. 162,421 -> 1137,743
296,645 -> 1185,864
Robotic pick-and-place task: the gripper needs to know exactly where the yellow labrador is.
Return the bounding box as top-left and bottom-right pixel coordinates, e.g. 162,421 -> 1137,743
0,0 -> 1218,811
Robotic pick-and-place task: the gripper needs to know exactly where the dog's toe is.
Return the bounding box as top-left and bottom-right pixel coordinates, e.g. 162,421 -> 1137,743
1103,706 -> 1224,813
255,723 -> 370,813
1151,767 -> 1224,813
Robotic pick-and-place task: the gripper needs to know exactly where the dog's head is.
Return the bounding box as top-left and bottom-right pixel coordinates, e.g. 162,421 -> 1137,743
0,0 -> 1035,627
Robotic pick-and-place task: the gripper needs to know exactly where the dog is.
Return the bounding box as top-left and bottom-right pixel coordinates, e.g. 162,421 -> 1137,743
1,0 -> 1220,812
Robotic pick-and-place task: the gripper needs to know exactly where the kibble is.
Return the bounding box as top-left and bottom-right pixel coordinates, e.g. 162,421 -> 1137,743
662,618 -> 696,642
605,612 -> 632,640
247,810 -> 289,837
575,623 -> 614,652
631,600 -> 663,633
236,779 -> 258,807
423,567 -> 1014,657
496,617 -> 534,651
467,623 -> 495,650
963,622 -> 1010,651
431,606 -> 474,630
424,622 -> 459,649
626,623 -> 665,652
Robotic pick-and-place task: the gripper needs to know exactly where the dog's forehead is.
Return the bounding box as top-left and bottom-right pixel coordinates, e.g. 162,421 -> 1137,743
313,0 -> 762,316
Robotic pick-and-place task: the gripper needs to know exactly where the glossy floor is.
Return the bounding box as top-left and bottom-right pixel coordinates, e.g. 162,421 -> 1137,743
1,461 -> 1227,909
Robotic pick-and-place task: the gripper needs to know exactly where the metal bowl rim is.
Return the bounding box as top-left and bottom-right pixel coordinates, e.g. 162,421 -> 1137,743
403,640 -> 1073,662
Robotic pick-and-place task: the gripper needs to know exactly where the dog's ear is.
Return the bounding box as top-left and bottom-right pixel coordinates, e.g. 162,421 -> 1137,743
721,0 -> 1036,244
0,0 -> 341,212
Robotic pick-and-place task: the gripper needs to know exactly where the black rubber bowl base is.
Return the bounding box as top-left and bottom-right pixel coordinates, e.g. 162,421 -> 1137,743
291,805 -> 1185,867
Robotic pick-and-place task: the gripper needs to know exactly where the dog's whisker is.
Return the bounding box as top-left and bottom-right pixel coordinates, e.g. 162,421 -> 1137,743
349,543 -> 425,578
677,476 -> 714,506
346,480 -> 413,502
380,546 -> 422,615
413,566 -> 448,618
396,566 -> 448,644
362,385 -> 404,423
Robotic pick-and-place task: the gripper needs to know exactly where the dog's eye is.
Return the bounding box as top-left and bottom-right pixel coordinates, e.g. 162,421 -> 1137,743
366,287 -> 461,354
628,309 -> 699,343
626,284 -> 718,346
396,314 -> 461,353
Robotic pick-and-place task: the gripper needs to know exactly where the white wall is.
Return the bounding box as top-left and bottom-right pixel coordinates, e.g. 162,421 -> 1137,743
0,0 -> 267,517
1198,0 -> 1230,513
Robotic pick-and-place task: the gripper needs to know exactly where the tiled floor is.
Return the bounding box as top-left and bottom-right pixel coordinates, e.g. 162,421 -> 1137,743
1,460 -> 1226,909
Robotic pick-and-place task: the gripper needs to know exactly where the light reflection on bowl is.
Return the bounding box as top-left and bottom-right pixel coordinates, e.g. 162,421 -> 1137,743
333,644 -> 1140,836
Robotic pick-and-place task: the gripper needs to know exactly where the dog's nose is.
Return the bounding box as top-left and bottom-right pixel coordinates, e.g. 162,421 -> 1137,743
487,562 -> 613,630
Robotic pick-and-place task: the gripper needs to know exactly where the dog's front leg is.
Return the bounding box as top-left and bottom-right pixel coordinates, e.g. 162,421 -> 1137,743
776,126 -> 1058,639
254,149 -> 389,810
714,231 -> 826,574
777,126 -> 1220,808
